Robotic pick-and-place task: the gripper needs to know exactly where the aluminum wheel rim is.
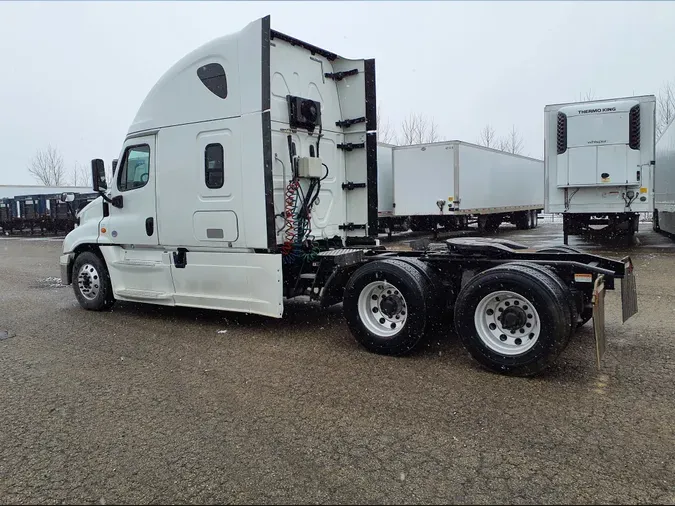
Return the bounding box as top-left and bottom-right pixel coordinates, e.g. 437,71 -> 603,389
474,290 -> 541,356
358,280 -> 408,338
77,263 -> 101,301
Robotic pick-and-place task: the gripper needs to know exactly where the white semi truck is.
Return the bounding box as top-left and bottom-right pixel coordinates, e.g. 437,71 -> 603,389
544,95 -> 656,244
654,117 -> 675,236
59,15 -> 638,376
377,141 -> 544,235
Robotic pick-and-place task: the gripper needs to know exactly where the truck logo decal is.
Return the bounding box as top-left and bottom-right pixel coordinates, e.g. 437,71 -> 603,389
577,107 -> 617,114
587,140 -> 607,144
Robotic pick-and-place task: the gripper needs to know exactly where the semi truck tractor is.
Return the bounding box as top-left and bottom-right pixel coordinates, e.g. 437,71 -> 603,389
59,15 -> 637,376
377,141 -> 544,235
544,95 -> 656,244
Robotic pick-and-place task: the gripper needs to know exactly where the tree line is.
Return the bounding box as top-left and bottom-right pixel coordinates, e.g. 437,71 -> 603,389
377,105 -> 526,155
26,145 -> 91,187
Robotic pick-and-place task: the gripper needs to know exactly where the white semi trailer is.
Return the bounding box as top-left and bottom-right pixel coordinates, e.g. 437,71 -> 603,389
654,117 -> 675,236
544,95 -> 656,244
377,141 -> 544,235
59,15 -> 637,377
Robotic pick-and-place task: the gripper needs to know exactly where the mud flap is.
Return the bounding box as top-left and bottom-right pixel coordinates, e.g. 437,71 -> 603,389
592,275 -> 606,369
620,256 -> 638,323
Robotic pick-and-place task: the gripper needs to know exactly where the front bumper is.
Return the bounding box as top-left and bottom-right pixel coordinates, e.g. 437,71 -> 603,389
60,253 -> 74,285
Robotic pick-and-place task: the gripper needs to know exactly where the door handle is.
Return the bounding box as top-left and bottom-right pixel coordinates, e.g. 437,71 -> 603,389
145,217 -> 154,236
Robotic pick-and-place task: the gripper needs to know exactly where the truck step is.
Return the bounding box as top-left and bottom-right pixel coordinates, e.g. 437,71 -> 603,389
300,273 -> 316,280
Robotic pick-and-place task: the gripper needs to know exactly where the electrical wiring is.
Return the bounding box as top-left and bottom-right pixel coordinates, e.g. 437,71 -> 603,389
281,131 -> 331,264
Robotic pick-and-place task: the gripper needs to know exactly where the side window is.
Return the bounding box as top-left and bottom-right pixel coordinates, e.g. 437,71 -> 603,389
205,143 -> 224,189
118,145 -> 150,192
197,63 -> 228,99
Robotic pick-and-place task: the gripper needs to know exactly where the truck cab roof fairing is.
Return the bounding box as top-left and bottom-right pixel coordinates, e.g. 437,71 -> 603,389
127,16 -> 364,137
128,17 -> 267,135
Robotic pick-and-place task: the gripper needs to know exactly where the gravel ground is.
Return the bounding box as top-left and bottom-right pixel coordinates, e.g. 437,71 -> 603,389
0,223 -> 673,504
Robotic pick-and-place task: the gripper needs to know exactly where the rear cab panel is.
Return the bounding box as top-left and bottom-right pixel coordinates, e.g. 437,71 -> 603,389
268,28 -> 377,244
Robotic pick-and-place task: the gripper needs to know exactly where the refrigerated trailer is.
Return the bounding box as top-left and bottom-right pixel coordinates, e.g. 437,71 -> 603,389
377,141 -> 544,234
59,15 -> 637,377
654,117 -> 675,236
544,95 -> 656,244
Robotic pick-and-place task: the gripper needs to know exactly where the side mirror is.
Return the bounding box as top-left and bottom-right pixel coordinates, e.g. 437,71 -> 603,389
112,159 -> 118,176
91,159 -> 107,192
60,193 -> 75,203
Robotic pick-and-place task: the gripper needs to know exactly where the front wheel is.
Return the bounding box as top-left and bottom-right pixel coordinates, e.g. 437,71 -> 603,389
454,263 -> 573,376
72,251 -> 115,311
343,259 -> 430,356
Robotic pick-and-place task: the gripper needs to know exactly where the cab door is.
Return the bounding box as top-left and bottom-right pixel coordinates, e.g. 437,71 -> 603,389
98,134 -> 175,304
101,135 -> 158,245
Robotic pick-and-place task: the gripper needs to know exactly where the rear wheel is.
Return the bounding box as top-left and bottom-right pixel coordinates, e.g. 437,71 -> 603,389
478,214 -> 501,233
344,259 -> 429,356
72,251 -> 115,311
514,211 -> 530,230
454,263 -> 572,376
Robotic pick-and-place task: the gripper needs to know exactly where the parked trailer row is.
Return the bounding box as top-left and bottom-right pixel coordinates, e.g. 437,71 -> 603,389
59,15 -> 638,377
654,115 -> 675,236
0,192 -> 99,235
377,141 -> 544,235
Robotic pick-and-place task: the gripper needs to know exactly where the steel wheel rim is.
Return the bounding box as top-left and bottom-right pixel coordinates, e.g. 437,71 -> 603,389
358,280 -> 408,338
77,263 -> 101,301
474,290 -> 541,356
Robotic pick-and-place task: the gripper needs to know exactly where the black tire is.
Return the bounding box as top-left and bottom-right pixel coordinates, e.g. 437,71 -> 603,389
500,261 -> 577,340
394,257 -> 451,325
653,210 -> 660,232
530,210 -> 539,229
344,259 -> 429,356
478,215 -> 500,233
533,247 -> 595,329
72,251 -> 115,311
453,263 -> 573,376
514,212 -> 530,230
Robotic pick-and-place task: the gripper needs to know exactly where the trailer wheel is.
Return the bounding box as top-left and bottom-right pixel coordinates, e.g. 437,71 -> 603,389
72,251 -> 115,311
344,259 -> 429,356
514,211 -> 530,230
653,210 -> 660,232
454,264 -> 572,376
478,215 -> 500,233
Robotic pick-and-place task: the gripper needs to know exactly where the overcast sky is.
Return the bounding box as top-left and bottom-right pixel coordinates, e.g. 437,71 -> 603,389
1,1 -> 674,185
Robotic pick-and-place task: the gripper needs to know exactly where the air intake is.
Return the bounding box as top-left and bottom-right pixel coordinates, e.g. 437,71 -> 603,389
556,112 -> 567,155
629,104 -> 640,150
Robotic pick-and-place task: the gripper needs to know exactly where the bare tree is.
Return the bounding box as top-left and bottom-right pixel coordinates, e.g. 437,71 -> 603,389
376,104 -> 397,144
478,124 -> 497,148
502,125 -> 524,155
28,145 -> 66,186
579,89 -> 596,102
71,161 -> 91,187
397,112 -> 442,145
656,81 -> 675,140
